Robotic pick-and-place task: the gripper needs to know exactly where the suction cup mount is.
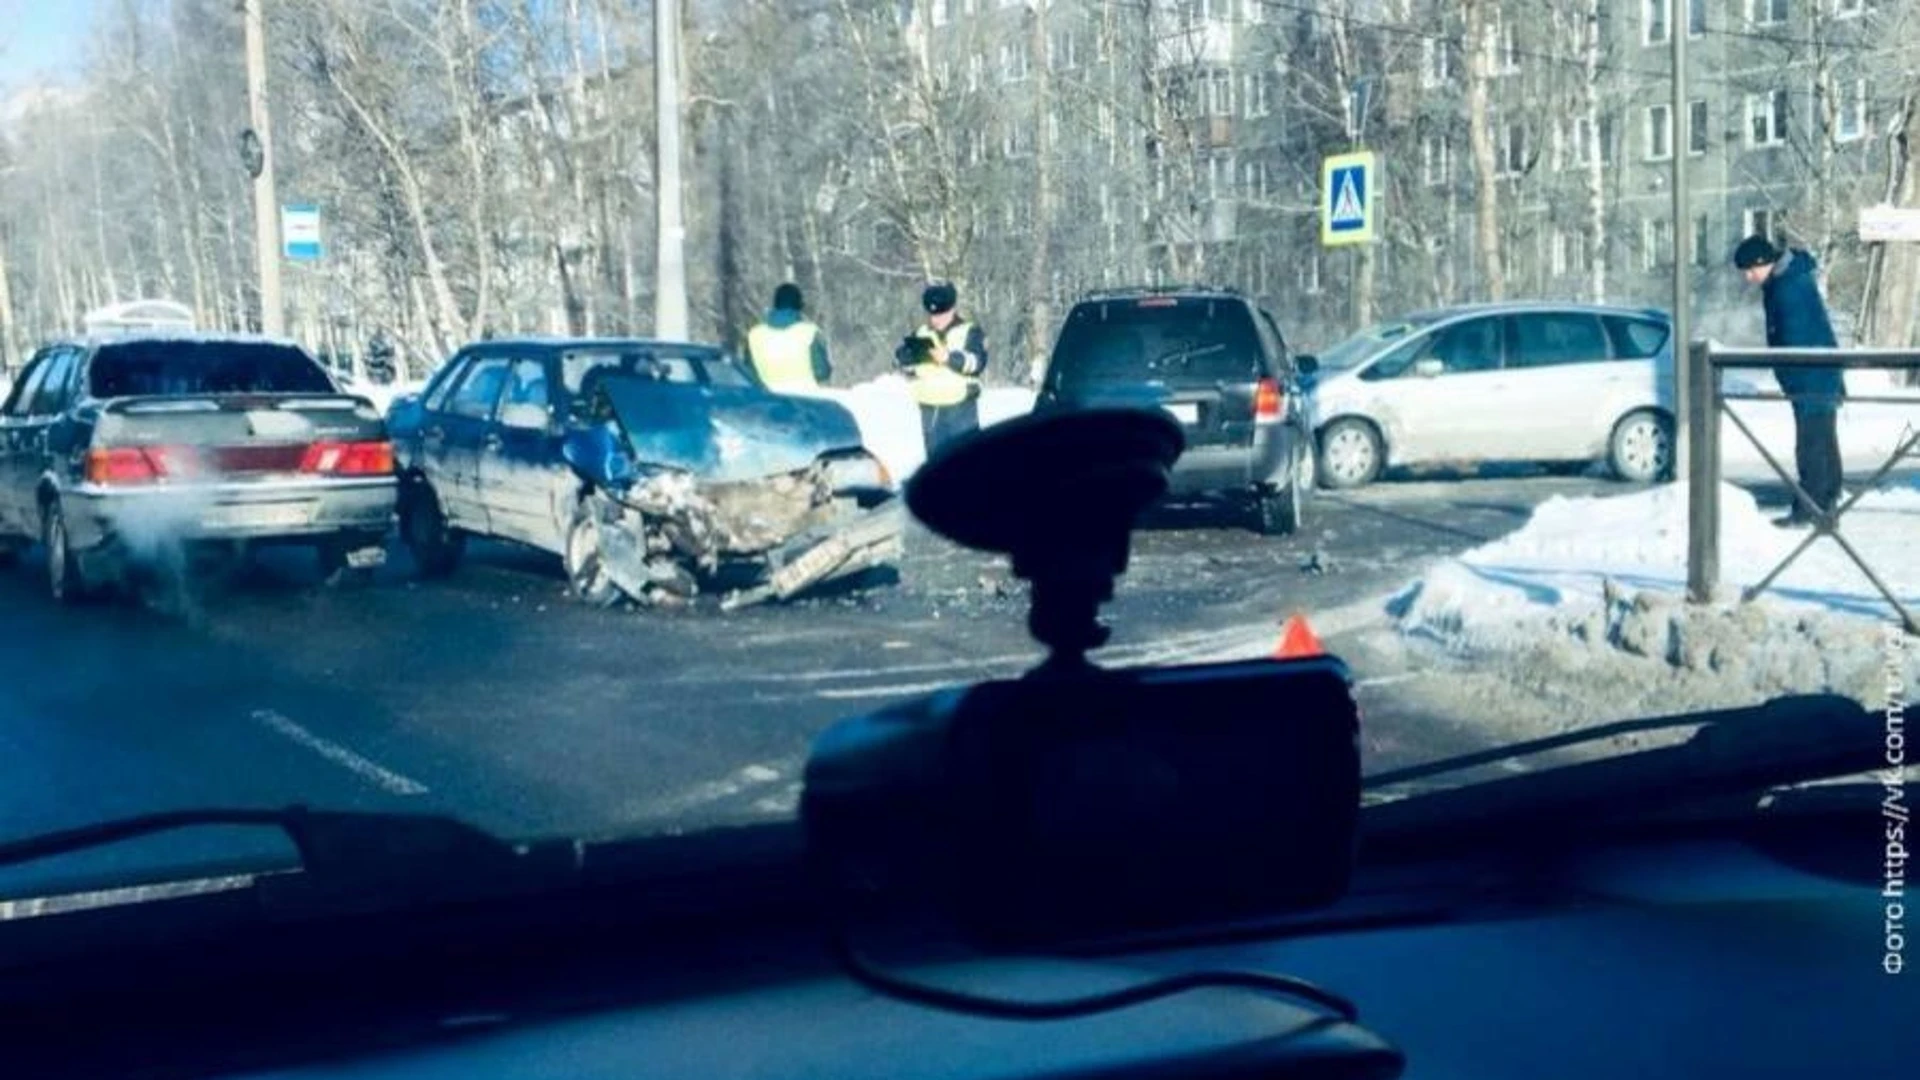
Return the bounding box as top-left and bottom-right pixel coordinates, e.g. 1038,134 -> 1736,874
906,408 -> 1185,673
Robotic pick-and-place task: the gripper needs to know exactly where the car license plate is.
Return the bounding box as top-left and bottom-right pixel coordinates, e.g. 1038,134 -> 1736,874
203,503 -> 311,530
1165,402 -> 1200,424
773,536 -> 851,595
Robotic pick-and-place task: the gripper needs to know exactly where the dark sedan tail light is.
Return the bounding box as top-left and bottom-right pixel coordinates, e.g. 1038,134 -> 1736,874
1254,377 -> 1284,425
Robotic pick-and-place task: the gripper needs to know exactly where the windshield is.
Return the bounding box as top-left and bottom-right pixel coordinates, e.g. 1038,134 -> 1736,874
1314,318 -> 1440,371
2,1 -> 1915,922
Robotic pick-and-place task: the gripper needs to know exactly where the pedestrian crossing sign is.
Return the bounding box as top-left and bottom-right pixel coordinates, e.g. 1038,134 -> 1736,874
1321,152 -> 1376,247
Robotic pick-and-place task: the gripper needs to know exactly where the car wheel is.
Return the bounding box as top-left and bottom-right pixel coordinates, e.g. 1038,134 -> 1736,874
564,503 -> 624,609
1317,418 -> 1383,490
43,501 -> 94,605
1608,409 -> 1674,483
401,480 -> 464,579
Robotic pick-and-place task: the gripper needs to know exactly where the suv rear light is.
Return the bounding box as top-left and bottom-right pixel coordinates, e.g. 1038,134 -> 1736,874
84,447 -> 171,486
301,440 -> 395,476
1254,377 -> 1284,425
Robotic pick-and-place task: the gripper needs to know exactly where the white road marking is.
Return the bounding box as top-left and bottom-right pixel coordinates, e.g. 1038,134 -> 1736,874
250,709 -> 429,797
641,761 -> 786,816
816,679 -> 962,701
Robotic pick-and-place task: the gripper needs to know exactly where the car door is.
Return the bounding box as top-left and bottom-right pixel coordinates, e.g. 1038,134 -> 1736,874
479,353 -> 571,554
1357,315 -> 1509,465
430,353 -> 513,534
0,352 -> 54,537
1500,311 -> 1617,460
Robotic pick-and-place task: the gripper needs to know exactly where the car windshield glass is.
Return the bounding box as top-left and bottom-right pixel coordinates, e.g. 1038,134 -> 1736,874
1048,300 -> 1262,391
4,1 -> 1913,928
1316,318 -> 1438,370
88,340 -> 336,398
560,346 -> 750,395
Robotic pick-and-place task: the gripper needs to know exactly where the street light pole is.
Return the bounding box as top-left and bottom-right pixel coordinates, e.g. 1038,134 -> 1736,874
1671,6 -> 1691,483
653,0 -> 688,340
243,0 -> 284,336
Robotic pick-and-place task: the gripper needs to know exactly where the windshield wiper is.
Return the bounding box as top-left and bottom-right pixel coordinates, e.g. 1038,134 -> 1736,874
0,806 -> 579,916
1362,694 -> 1887,857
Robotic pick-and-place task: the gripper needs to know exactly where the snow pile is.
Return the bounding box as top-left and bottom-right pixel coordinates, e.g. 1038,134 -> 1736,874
1392,482 -> 1920,710
343,378 -> 427,417
798,378 -> 1036,485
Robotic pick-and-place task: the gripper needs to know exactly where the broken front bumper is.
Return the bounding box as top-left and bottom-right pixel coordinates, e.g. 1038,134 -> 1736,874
584,484 -> 905,610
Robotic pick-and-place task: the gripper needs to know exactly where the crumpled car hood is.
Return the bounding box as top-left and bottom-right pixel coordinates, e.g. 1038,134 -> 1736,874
600,376 -> 863,483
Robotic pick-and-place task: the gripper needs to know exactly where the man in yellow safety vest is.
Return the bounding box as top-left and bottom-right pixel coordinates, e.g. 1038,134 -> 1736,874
893,281 -> 988,452
745,283 -> 831,392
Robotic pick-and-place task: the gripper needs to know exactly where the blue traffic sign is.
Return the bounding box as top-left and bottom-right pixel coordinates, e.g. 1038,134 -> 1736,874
1320,152 -> 1376,247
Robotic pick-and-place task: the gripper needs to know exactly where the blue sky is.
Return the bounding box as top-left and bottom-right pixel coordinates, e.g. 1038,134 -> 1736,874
2,0 -> 97,92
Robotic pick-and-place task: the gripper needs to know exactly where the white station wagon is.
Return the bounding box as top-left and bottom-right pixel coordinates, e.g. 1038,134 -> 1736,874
1302,302 -> 1676,489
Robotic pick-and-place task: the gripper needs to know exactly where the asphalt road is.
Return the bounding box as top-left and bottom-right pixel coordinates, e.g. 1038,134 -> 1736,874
0,469 -> 1628,901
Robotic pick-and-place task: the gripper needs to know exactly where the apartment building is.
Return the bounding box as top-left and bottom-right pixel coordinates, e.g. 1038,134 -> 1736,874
900,0 -> 1910,343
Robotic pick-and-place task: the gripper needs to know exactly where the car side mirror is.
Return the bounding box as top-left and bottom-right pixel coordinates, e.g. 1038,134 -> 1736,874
1294,354 -> 1319,376
499,402 -> 550,431
1413,358 -> 1444,378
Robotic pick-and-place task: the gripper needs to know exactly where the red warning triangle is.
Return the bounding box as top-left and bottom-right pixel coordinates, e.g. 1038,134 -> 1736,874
1274,614 -> 1326,659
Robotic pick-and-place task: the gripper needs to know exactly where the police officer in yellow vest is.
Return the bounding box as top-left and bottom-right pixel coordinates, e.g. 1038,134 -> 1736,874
894,281 -> 988,452
746,283 -> 831,392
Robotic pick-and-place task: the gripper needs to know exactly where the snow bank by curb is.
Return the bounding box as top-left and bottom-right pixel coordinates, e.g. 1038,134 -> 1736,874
1392,481 -> 1920,708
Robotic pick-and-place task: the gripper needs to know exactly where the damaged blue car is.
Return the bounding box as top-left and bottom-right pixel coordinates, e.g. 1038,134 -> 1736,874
387,339 -> 902,609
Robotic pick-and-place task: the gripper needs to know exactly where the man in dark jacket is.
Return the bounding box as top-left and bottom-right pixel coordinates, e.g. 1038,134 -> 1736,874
1733,235 -> 1846,528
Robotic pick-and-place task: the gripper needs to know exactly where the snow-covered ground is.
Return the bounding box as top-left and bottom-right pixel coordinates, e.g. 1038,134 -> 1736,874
1388,479 -> 1920,726
1720,369 -> 1920,478
341,378 -> 427,416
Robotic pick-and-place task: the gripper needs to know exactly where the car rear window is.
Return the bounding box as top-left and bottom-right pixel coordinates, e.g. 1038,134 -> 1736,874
1604,316 -> 1671,359
88,340 -> 336,398
1048,299 -> 1264,392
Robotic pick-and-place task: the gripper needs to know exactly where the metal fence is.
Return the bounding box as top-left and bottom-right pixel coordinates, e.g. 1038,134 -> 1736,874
1684,343 -> 1920,633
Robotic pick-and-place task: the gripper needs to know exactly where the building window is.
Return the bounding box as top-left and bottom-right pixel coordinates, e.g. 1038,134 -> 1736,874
1644,0 -> 1670,44
1499,124 -> 1527,177
1599,114 -> 1616,165
1568,230 -> 1589,273
1002,43 -> 1029,82
1745,208 -> 1780,244
1645,104 -> 1672,161
966,54 -> 983,93
1748,89 -> 1789,147
1688,0 -> 1707,35
1693,215 -> 1713,266
1750,0 -> 1789,25
1241,159 -> 1271,201
1551,231 -> 1569,277
1643,218 -> 1673,271
1050,31 -> 1077,70
1205,69 -> 1233,116
1243,71 -> 1270,118
1207,153 -> 1236,200
931,0 -> 951,28
1688,99 -> 1709,154
1299,254 -> 1322,295
1833,78 -> 1867,142
1491,20 -> 1521,75
1003,120 -> 1032,157
1422,134 -> 1452,186
1421,39 -> 1452,88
